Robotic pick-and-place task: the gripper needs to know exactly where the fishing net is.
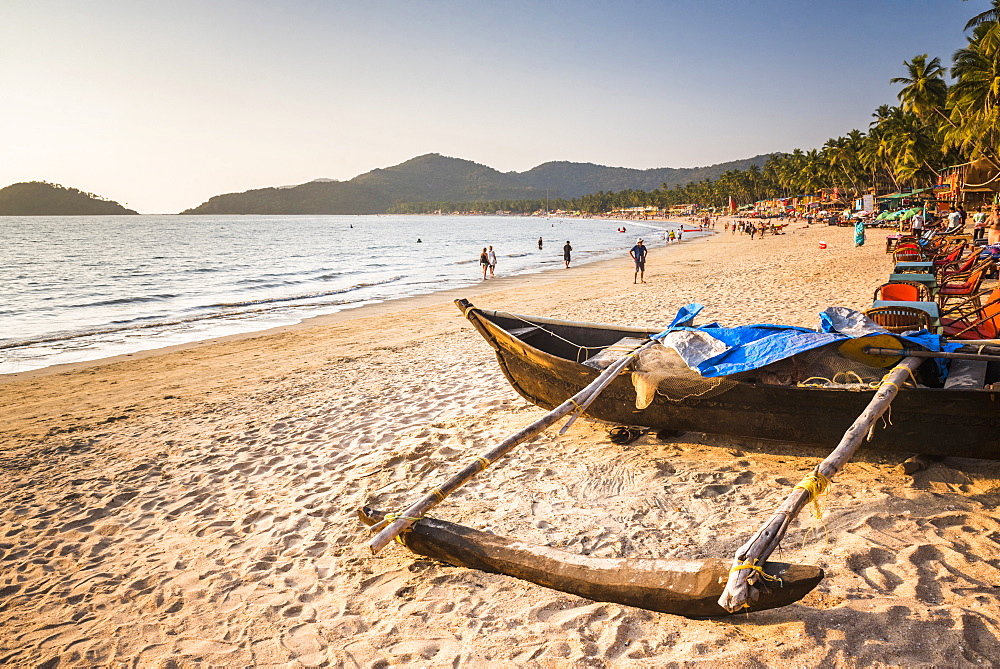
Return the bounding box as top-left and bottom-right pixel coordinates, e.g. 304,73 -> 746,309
631,341 -> 892,409
745,345 -> 888,390
632,345 -> 737,407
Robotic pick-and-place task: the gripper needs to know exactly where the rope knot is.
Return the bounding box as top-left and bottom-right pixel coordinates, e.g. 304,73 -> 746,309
730,559 -> 783,588
381,512 -> 423,544
794,470 -> 831,519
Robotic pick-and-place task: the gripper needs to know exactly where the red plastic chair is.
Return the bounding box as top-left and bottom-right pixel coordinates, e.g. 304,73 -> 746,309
893,245 -> 923,263
941,287 -> 1000,339
873,281 -> 931,302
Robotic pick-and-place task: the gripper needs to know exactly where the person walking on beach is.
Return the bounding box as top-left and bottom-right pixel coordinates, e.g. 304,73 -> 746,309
487,245 -> 497,277
630,238 -> 647,283
538,237 -> 543,250
479,247 -> 490,280
563,241 -> 572,268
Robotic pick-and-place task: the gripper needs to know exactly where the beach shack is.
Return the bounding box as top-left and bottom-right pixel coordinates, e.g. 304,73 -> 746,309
940,158 -> 1000,209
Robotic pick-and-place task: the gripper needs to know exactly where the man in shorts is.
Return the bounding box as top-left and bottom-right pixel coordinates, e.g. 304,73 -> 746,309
630,238 -> 647,283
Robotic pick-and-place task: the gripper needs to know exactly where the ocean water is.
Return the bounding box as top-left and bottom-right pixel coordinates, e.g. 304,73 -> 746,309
0,214 -> 700,374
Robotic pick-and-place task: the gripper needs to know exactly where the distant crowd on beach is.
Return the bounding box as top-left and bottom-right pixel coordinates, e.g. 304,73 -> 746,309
726,219 -> 789,239
477,218 -> 713,282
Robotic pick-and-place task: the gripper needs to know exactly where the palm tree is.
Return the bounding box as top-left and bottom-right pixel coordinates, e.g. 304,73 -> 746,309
890,54 -> 950,128
966,0 -> 1000,31
946,20 -> 1000,169
861,123 -> 902,191
824,136 -> 863,193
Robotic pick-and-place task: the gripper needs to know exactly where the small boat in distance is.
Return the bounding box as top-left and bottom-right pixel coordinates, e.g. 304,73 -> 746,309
456,299 -> 1000,460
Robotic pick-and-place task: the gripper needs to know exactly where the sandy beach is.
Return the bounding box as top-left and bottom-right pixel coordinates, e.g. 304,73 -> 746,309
3,221 -> 1000,666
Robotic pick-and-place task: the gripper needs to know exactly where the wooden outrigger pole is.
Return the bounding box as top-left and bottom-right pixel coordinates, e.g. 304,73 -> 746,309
366,338 -> 659,554
718,355 -> 923,612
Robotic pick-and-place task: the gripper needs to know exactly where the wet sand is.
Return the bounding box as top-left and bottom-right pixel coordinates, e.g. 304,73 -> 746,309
3,221 -> 1000,666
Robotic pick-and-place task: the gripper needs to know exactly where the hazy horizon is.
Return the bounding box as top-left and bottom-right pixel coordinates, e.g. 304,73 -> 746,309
1,0 -> 988,213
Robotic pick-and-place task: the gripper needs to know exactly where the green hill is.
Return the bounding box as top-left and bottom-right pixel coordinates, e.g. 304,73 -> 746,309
350,154 -> 547,202
0,181 -> 137,215
180,181 -> 391,215
180,153 -> 771,214
515,156 -> 773,197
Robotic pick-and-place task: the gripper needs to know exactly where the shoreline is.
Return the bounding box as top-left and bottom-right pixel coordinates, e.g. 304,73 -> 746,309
0,223 -> 706,384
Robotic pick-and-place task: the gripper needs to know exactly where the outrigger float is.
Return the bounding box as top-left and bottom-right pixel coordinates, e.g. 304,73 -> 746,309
362,299 -> 1000,615
358,507 -> 822,617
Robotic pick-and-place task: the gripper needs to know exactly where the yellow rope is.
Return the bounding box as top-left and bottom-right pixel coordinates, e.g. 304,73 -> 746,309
794,470 -> 831,519
463,305 -> 476,318
475,456 -> 491,470
431,487 -> 446,501
381,512 -> 423,545
799,376 -> 835,387
730,559 -> 783,591
882,364 -> 918,388
833,370 -> 866,386
803,366 -> 919,392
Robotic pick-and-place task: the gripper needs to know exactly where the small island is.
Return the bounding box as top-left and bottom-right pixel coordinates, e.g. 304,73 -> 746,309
0,181 -> 138,215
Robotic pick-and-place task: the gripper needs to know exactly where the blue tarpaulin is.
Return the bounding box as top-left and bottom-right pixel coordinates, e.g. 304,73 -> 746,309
655,304 -> 958,378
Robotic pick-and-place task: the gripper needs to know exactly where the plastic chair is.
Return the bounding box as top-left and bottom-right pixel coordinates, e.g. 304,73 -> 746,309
863,306 -> 934,334
886,235 -> 917,254
941,287 -> 1000,339
893,245 -> 923,263
872,281 -> 931,302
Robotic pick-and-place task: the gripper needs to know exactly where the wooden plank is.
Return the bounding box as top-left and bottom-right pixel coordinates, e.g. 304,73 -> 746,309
583,337 -> 649,369
944,359 -> 988,390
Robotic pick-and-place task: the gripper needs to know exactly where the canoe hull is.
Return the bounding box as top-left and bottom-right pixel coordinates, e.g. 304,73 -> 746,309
359,508 -> 822,618
458,299 -> 1000,460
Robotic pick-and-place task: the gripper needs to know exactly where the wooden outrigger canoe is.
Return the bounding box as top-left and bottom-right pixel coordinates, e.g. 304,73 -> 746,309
358,507 -> 823,617
360,300 -> 999,616
456,298 -> 1000,460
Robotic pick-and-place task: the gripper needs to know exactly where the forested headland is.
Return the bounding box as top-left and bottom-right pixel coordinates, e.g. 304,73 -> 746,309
0,182 -> 137,216
179,153 -> 770,215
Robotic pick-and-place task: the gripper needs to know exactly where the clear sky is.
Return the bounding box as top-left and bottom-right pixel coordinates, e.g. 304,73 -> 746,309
0,0 -> 991,213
